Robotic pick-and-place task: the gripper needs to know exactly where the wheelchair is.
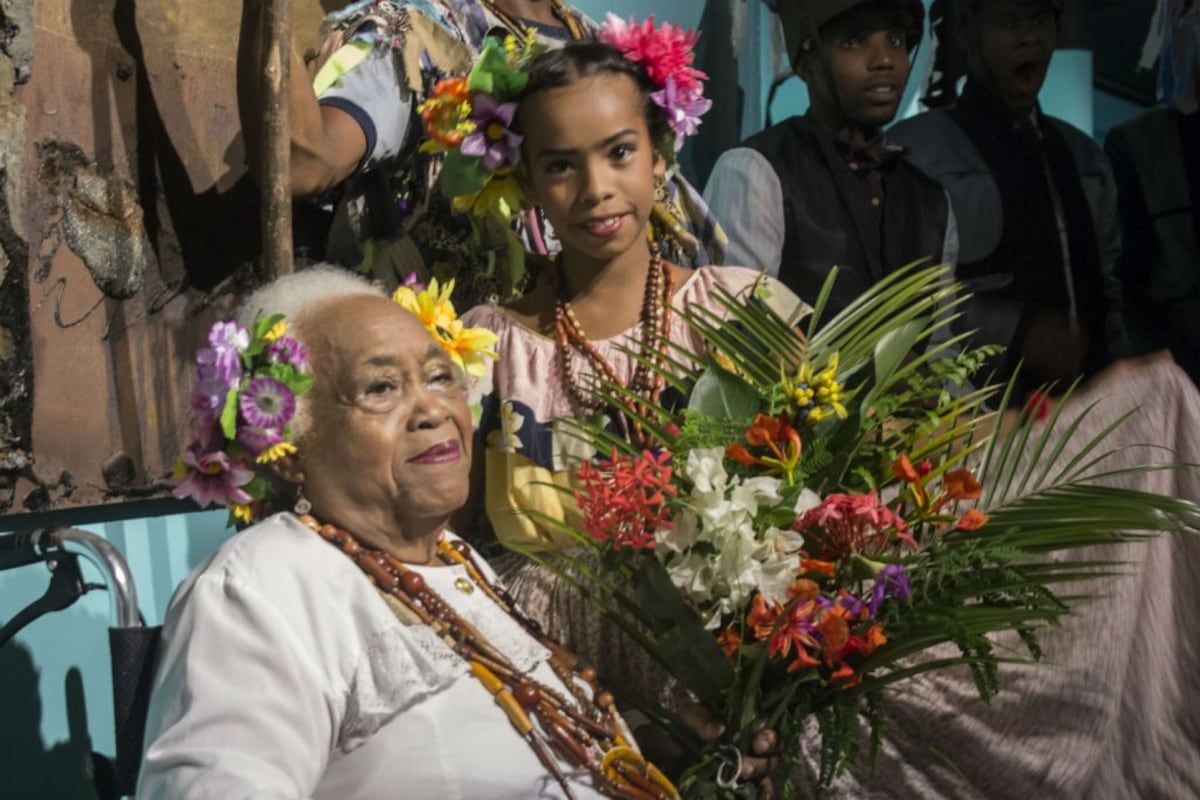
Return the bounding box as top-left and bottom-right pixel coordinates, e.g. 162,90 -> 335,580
0,527 -> 160,799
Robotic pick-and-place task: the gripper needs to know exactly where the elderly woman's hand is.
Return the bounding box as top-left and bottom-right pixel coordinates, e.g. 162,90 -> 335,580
637,694 -> 782,798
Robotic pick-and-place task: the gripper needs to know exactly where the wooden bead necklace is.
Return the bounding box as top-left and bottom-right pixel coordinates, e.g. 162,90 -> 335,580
553,241 -> 675,447
300,515 -> 678,800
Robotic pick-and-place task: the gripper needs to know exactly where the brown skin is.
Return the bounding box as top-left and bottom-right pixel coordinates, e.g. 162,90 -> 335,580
511,72 -> 686,337
276,295 -> 473,564
236,0 -> 570,196
798,5 -> 914,142
961,0 -> 1057,119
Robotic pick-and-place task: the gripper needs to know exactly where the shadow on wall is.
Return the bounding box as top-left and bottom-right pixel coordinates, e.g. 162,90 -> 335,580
0,643 -> 102,800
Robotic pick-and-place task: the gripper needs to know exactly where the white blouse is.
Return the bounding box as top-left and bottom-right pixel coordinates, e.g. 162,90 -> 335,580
137,513 -> 610,800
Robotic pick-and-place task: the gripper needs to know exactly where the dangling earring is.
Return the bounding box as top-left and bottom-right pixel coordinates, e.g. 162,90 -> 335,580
294,488 -> 312,516
653,174 -> 670,206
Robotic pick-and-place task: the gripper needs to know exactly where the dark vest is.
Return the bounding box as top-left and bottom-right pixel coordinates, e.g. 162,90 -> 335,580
742,115 -> 949,315
948,81 -> 1111,375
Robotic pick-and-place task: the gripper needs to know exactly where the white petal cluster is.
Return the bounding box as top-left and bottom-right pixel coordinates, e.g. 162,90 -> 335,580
655,448 -> 806,628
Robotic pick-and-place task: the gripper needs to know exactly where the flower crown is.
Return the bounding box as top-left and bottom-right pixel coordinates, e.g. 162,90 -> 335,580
419,15 -> 711,219
171,277 -> 497,525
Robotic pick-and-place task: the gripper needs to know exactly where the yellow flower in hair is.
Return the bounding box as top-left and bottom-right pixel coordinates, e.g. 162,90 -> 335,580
256,441 -> 298,464
263,321 -> 289,343
436,317 -> 499,377
453,169 -> 524,220
393,277 -> 457,334
230,503 -> 254,524
393,277 -> 498,376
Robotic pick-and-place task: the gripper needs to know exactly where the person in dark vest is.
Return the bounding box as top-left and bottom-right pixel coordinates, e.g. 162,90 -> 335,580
1104,0 -> 1200,385
703,0 -> 952,316
888,0 -> 1130,397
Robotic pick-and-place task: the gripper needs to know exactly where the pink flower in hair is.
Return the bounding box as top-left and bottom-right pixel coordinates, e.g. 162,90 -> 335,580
599,14 -> 710,148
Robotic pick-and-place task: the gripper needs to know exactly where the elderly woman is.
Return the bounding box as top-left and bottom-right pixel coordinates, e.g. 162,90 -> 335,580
137,267 -> 678,800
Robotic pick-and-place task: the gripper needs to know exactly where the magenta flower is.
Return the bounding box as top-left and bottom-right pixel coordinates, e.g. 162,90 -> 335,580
266,336 -> 310,371
460,94 -> 522,171
239,376 -> 296,429
653,77 -> 712,151
171,448 -> 254,508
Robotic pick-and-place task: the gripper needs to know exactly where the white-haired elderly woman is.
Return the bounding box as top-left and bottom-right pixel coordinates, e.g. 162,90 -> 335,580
137,267 -> 679,800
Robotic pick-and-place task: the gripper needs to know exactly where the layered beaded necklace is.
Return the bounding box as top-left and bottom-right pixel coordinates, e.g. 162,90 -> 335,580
553,242 -> 675,447
300,515 -> 677,800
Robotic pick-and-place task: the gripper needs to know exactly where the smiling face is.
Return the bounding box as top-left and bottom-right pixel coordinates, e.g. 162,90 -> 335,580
293,295 -> 472,547
966,0 -> 1058,117
519,71 -> 665,269
802,4 -> 914,134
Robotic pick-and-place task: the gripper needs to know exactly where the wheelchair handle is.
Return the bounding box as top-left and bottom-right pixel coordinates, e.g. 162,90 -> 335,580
0,528 -> 141,629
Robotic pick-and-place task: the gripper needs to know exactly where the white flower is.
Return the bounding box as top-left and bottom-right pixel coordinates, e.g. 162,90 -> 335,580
730,476 -> 783,516
685,447 -> 730,505
758,553 -> 801,606
656,510 -> 700,555
794,487 -> 823,515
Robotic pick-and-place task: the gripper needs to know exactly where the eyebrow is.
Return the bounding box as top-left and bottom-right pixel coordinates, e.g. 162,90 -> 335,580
536,129 -> 638,158
361,343 -> 446,369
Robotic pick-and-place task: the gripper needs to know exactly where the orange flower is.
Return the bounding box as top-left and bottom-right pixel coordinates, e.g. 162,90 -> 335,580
739,412 -> 803,476
418,77 -> 473,149
816,609 -> 850,662
892,454 -> 920,483
725,443 -> 756,467
788,578 -> 820,602
943,469 -> 982,501
717,625 -> 742,659
861,624 -> 887,655
746,594 -> 782,640
799,557 -> 837,576
954,508 -> 989,531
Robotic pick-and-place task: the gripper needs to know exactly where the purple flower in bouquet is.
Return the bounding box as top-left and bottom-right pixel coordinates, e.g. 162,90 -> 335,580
236,424 -> 285,456
208,320 -> 249,375
266,336 -> 310,371
171,448 -> 254,508
239,376 -> 296,430
461,94 -> 523,171
868,564 -> 911,615
195,347 -> 240,394
652,77 -> 711,151
400,271 -> 426,292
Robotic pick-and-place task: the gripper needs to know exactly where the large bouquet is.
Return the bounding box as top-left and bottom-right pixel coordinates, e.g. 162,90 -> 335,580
516,265 -> 1200,796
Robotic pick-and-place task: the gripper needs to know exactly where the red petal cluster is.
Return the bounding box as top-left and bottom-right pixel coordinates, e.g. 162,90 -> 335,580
574,448 -> 677,550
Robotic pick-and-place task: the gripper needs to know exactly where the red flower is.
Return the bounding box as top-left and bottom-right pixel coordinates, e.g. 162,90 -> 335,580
795,492 -> 912,559
725,443 -> 757,467
954,508 -> 989,531
892,454 -> 920,483
574,448 -> 677,550
1024,390 -> 1053,422
943,469 -> 982,502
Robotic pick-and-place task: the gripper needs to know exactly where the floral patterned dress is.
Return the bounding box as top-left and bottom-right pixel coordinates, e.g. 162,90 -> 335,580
460,265 -> 805,703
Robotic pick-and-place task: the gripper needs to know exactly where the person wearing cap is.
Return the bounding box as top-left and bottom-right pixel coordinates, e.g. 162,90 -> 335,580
1104,0 -> 1200,386
888,0 -> 1129,399
703,0 -> 953,317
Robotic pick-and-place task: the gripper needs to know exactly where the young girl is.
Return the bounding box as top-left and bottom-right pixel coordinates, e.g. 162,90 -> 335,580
458,28 -> 805,707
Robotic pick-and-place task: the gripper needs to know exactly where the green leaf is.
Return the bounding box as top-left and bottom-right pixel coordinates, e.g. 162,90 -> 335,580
219,385 -> 240,439
688,366 -> 759,419
631,557 -> 734,708
437,150 -> 490,198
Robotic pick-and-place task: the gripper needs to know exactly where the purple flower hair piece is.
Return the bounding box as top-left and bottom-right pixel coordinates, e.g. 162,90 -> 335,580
236,425 -> 285,456
460,94 -> 523,172
266,336 -> 310,371
171,448 -> 255,508
239,376 -> 296,430
652,77 -> 712,152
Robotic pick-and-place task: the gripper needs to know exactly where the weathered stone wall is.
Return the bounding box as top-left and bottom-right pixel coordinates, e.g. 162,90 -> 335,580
0,0 -> 329,513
